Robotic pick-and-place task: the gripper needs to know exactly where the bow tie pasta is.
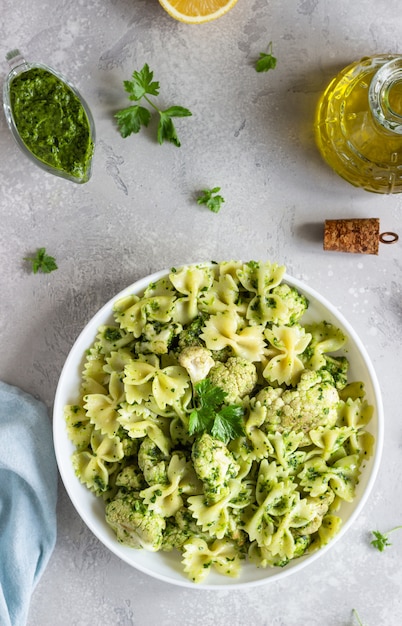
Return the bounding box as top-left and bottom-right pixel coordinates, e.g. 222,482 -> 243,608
64,261 -> 374,583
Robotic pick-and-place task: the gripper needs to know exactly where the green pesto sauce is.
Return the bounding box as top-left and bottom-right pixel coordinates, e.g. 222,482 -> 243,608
10,67 -> 93,180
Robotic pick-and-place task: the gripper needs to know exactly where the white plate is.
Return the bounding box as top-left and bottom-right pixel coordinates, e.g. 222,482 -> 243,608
53,268 -> 383,589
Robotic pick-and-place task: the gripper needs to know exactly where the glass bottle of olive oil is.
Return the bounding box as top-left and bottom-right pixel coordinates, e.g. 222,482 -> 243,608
315,55 -> 402,193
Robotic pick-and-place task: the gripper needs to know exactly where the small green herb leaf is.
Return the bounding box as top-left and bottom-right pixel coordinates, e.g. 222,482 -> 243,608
24,248 -> 58,274
255,42 -> 277,73
371,530 -> 391,552
189,379 -> 245,443
163,106 -> 193,118
125,64 -> 160,100
158,112 -> 180,146
115,105 -> 151,137
370,526 -> 402,551
197,187 -> 225,213
116,63 -> 191,146
211,405 -> 245,442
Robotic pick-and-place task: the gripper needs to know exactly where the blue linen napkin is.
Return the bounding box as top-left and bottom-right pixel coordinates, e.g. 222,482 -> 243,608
0,381 -> 58,626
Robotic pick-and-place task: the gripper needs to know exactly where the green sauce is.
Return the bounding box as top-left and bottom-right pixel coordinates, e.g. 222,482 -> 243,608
9,67 -> 94,181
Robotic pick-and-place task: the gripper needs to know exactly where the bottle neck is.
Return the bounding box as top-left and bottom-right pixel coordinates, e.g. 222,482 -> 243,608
369,58 -> 402,134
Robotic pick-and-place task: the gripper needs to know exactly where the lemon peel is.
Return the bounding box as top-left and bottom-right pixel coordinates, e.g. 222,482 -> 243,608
158,0 -> 239,24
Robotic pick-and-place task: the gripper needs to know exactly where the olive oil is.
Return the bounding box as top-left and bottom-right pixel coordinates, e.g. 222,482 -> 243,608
315,55 -> 402,194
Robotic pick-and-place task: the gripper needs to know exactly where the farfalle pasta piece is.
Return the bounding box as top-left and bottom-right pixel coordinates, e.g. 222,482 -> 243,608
237,261 -> 286,295
169,264 -> 214,325
103,348 -> 135,377
263,324 -> 312,386
338,397 -> 373,429
84,371 -> 124,437
143,276 -> 178,298
262,516 -> 298,560
251,492 -> 334,564
152,365 -> 190,410
246,292 -> 289,325
182,537 -> 242,583
218,260 -> 244,282
188,478 -> 242,539
145,385 -> 192,421
244,482 -> 299,548
72,449 -> 110,495
141,453 -> 202,517
247,493 -> 329,566
308,425 -> 356,460
248,533 -> 310,568
298,455 -> 360,501
201,310 -> 265,362
117,403 -> 171,456
243,400 -> 274,461
244,460 -> 299,547
268,431 -> 306,468
337,398 -> 375,457
82,348 -> 109,388
198,271 -> 247,317
123,357 -> 189,411
302,321 -> 347,371
65,404 -> 93,450
72,428 -> 124,494
123,355 -> 159,404
94,324 -> 134,355
314,514 -> 342,548
114,295 -> 176,337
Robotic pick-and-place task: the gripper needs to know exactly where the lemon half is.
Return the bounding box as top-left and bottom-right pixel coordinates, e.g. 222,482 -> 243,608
158,0 -> 239,24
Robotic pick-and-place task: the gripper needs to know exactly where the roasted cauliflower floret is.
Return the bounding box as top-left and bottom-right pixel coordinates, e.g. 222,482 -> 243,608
270,283 -> 309,325
138,437 -> 169,486
256,369 -> 339,436
105,491 -> 166,551
293,491 -> 335,536
135,321 -> 182,355
177,314 -> 208,350
178,346 -> 215,385
192,433 -> 239,504
161,507 -> 210,551
115,464 -> 147,491
319,355 -> 349,390
207,356 -> 258,405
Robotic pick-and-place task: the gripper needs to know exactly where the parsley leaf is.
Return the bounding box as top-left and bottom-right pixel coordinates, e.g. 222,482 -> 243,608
197,187 -> 225,213
115,63 -> 192,146
255,42 -> 277,73
24,248 -> 58,274
211,405 -> 245,442
114,105 -> 151,138
189,379 -> 245,443
157,104 -> 192,146
124,65 -> 160,100
370,526 -> 402,551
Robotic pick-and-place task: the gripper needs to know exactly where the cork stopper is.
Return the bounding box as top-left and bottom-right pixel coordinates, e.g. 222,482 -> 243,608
323,218 -> 398,254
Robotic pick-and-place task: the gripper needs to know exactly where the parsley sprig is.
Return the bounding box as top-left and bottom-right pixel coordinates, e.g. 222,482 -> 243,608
370,526 -> 402,551
352,609 -> 364,626
189,379 -> 245,443
255,41 -> 277,73
197,187 -> 225,213
115,64 -> 192,147
24,248 -> 58,274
